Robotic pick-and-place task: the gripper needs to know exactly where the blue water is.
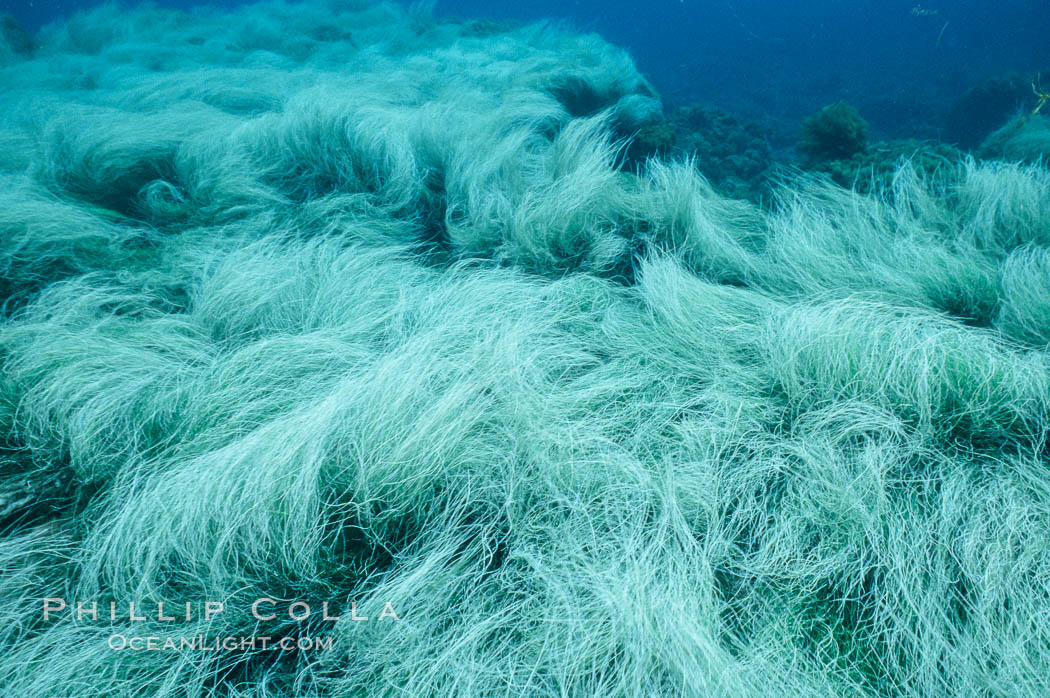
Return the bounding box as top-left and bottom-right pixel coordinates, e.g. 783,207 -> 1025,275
5,0 -> 1050,142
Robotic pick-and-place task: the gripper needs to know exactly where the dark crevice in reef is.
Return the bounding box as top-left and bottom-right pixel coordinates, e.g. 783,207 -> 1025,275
606,235 -> 649,286
548,78 -> 610,119
0,449 -> 99,537
0,465 -> 76,535
414,167 -> 453,260
51,151 -> 184,223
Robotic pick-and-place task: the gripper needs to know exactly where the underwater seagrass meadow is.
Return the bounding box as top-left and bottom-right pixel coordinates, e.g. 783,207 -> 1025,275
4,0 -> 1050,695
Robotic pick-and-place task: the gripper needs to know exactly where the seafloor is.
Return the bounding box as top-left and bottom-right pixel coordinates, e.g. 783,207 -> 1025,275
2,2 -> 1050,696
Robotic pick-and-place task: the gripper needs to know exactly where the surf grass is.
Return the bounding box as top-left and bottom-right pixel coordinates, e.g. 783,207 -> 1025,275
1,1 -> 1050,696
